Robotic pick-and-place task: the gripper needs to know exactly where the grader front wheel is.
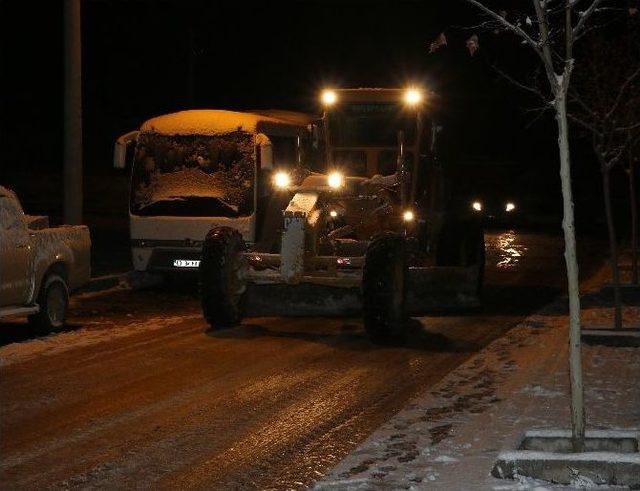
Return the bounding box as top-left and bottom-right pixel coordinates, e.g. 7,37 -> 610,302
362,233 -> 408,344
200,227 -> 248,329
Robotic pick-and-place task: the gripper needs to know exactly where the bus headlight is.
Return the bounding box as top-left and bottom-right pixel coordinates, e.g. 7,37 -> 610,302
327,172 -> 344,189
273,171 -> 291,189
472,201 -> 483,212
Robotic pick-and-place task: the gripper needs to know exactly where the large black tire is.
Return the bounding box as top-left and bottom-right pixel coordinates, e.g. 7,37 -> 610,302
200,227 -> 247,329
362,233 -> 407,344
28,273 -> 69,333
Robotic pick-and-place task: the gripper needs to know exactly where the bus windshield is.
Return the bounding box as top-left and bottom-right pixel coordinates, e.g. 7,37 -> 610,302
130,132 -> 255,217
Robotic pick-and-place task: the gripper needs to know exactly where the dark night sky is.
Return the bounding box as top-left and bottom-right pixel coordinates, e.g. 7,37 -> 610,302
1,0 -> 618,225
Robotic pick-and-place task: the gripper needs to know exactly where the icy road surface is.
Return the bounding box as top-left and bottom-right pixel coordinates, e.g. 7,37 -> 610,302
0,231 -> 603,489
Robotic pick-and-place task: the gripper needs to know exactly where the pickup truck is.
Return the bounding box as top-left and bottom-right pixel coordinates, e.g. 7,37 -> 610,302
0,186 -> 91,332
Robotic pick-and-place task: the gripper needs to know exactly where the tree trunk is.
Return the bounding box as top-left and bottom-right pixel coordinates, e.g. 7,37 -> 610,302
630,154 -> 639,285
555,95 -> 585,452
602,167 -> 623,329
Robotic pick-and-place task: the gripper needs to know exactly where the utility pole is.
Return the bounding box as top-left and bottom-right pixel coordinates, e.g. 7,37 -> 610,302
64,0 -> 82,224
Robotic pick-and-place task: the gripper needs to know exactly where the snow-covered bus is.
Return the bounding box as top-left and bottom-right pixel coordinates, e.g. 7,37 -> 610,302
114,109 -> 315,275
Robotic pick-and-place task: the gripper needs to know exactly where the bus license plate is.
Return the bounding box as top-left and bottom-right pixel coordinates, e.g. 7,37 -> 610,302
173,259 -> 200,268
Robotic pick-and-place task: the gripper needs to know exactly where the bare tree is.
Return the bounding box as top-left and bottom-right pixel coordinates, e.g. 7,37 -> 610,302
570,23 -> 640,328
463,0 -> 628,451
629,139 -> 640,285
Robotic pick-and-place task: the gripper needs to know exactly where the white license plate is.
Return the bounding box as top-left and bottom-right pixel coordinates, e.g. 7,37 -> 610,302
173,259 -> 201,268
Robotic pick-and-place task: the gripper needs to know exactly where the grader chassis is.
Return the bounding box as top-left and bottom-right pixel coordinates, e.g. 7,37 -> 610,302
200,88 -> 484,343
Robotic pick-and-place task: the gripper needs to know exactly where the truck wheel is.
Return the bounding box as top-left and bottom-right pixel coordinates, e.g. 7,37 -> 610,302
200,227 -> 247,329
362,233 -> 407,344
28,274 -> 69,333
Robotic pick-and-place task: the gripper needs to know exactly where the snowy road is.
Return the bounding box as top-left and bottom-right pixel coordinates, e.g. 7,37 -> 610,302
0,231 -> 604,489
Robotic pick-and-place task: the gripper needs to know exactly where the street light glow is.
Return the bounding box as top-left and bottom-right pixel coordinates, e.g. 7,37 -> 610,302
403,210 -> 415,222
472,201 -> 483,212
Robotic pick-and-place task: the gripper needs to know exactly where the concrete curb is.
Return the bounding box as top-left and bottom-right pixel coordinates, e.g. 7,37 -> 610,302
80,272 -> 130,294
492,429 -> 640,487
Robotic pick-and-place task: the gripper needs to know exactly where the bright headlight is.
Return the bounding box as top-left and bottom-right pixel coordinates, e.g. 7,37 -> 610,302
505,202 -> 516,212
404,88 -> 423,106
321,89 -> 337,106
472,201 -> 483,212
403,210 -> 415,222
329,210 -> 338,218
327,172 -> 344,189
273,171 -> 291,189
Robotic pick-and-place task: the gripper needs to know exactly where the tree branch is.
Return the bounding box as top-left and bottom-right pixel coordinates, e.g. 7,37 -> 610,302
464,0 -> 544,59
573,0 -> 606,38
606,65 -> 640,120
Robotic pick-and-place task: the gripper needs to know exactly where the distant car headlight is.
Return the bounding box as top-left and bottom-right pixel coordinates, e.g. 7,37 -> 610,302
403,210 -> 415,222
327,172 -> 344,189
273,171 -> 291,189
329,210 -> 338,218
472,201 -> 483,212
505,202 -> 516,212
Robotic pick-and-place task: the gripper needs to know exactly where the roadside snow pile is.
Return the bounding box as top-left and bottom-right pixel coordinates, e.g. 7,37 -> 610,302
140,110 -> 290,136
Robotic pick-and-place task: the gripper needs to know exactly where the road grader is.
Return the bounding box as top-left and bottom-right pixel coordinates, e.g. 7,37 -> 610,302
200,88 -> 484,343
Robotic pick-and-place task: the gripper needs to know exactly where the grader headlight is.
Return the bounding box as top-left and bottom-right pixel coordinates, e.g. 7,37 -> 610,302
403,210 -> 415,222
273,171 -> 291,189
404,88 -> 423,106
327,171 -> 344,189
321,89 -> 338,106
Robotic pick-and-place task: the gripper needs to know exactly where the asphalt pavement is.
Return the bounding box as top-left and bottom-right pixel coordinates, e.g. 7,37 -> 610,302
0,230 -> 605,489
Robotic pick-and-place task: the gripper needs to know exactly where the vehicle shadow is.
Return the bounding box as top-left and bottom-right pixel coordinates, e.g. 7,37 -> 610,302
0,320 -> 85,347
206,318 -> 479,353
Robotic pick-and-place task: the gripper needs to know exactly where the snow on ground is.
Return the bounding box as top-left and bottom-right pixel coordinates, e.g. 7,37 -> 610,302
315,289 -> 640,490
0,286 -> 201,368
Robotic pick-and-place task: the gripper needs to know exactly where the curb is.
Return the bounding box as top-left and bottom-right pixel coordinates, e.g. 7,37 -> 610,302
80,272 -> 130,294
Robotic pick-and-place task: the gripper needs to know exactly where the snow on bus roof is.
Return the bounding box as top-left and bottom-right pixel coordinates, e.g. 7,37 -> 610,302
140,109 -> 306,136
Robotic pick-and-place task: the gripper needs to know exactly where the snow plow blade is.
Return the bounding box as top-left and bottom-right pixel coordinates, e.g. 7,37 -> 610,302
241,265 -> 480,317
243,283 -> 362,317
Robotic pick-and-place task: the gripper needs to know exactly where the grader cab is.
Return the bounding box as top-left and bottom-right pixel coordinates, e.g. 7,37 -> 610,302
199,88 -> 485,344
